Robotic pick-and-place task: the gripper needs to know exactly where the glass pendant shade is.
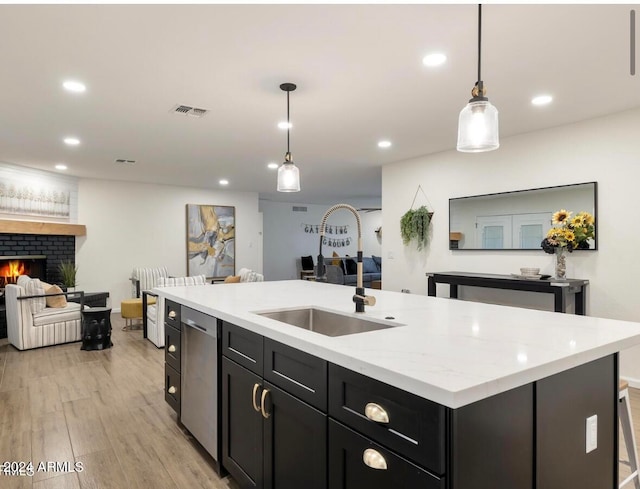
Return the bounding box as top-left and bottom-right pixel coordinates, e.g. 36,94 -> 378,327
456,100 -> 499,152
277,161 -> 300,192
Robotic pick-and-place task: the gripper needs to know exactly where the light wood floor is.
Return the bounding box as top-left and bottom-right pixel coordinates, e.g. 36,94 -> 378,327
1,315 -> 639,488
0,314 -> 237,489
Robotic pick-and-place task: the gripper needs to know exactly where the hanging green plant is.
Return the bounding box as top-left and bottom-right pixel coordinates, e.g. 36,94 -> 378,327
400,206 -> 433,250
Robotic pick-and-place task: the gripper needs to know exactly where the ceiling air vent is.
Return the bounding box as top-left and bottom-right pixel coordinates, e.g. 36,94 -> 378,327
171,104 -> 209,118
114,159 -> 136,165
292,206 -> 308,212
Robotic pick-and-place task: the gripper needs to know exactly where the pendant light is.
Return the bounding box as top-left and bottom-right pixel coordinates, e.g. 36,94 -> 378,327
277,82 -> 301,192
457,4 -> 499,152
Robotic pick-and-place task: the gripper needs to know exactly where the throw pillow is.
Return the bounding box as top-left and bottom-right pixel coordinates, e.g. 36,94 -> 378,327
24,278 -> 46,313
372,255 -> 382,271
158,275 -> 207,287
45,284 -> 67,308
224,275 -> 241,283
362,257 -> 378,274
345,257 -> 358,276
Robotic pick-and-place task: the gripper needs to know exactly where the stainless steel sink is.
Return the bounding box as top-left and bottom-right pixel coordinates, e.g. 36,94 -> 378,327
256,307 -> 402,337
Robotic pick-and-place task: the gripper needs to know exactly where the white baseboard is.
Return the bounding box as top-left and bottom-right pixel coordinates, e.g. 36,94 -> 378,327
621,376 -> 640,389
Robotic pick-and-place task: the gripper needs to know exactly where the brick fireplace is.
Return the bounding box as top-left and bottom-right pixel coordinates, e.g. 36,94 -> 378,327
0,233 -> 76,339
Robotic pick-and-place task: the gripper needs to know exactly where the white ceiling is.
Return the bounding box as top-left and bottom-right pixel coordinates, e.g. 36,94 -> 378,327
1,4 -> 638,204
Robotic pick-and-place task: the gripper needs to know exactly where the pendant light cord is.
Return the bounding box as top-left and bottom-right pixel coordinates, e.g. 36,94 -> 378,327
286,90 -> 291,154
477,3 -> 482,84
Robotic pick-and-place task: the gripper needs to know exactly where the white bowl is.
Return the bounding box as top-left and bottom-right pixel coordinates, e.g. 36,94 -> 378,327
520,267 -> 540,276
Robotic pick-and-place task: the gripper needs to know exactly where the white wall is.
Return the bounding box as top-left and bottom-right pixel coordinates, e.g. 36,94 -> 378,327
261,199 -> 382,281
76,179 -> 261,308
381,107 -> 640,381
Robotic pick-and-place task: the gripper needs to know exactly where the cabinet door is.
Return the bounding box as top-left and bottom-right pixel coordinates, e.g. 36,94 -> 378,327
165,363 -> 181,415
222,357 -> 264,489
165,323 -> 181,372
262,381 -> 327,489
328,420 -> 444,489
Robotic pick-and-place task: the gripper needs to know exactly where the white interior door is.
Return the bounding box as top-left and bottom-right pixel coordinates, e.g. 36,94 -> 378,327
476,215 -> 512,249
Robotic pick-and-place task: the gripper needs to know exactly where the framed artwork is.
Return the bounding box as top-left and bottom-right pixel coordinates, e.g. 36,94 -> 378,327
186,204 -> 235,279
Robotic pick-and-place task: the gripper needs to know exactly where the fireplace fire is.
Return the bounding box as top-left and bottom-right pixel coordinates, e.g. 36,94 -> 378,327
1,260 -> 25,285
0,255 -> 47,288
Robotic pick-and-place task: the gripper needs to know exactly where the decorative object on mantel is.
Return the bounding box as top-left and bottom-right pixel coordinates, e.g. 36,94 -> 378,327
400,185 -> 433,251
541,209 -> 595,279
0,180 -> 72,217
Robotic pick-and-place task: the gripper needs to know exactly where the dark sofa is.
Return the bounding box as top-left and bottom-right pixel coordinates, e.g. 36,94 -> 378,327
322,255 -> 381,287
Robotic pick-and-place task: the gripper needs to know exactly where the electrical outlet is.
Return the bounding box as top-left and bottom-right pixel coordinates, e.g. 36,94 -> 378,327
387,251 -> 394,259
586,414 -> 598,453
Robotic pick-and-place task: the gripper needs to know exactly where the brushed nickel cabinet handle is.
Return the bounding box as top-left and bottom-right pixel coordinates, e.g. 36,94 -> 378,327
252,383 -> 261,412
168,310 -> 176,319
168,386 -> 177,395
260,388 -> 271,419
363,448 -> 388,470
365,402 -> 389,423
168,344 -> 176,353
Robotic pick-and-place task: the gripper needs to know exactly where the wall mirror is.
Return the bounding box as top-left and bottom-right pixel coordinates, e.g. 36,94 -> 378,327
449,182 -> 597,250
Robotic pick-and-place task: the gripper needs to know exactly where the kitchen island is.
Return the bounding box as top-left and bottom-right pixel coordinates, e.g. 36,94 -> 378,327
157,280 -> 640,489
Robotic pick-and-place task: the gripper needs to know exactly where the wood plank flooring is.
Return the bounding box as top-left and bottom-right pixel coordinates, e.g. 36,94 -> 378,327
1,313 -> 640,488
0,314 -> 237,489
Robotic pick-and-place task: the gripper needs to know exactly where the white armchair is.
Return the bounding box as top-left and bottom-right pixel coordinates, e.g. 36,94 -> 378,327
143,275 -> 208,348
5,275 -> 86,351
131,266 -> 169,298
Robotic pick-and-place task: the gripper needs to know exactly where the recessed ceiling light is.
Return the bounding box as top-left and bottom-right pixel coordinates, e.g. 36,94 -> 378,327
267,162 -> 279,170
55,164 -> 68,171
422,53 -> 447,67
277,121 -> 292,129
219,179 -> 229,186
531,94 -> 553,106
63,137 -> 80,146
377,140 -> 392,148
63,80 -> 86,93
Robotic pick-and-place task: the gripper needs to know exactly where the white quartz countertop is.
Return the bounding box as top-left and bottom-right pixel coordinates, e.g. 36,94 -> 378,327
156,280 -> 640,408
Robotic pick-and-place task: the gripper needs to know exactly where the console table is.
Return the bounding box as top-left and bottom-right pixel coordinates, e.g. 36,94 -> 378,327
427,272 -> 589,315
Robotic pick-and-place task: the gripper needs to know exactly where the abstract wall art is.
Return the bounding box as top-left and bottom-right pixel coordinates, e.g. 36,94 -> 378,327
186,204 -> 235,279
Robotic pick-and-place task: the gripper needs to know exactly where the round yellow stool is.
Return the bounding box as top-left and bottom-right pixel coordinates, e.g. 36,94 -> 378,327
121,298 -> 143,330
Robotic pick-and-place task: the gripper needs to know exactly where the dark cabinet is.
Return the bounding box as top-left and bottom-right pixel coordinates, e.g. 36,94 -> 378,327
328,420 -> 444,489
536,355 -> 616,489
263,381 -> 327,489
329,364 -> 446,475
222,356 -> 264,489
165,321 -> 181,372
221,322 -> 328,489
164,299 -> 181,415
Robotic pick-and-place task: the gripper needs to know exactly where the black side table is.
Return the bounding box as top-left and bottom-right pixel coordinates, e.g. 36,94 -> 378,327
81,307 -> 113,351
69,291 -> 109,308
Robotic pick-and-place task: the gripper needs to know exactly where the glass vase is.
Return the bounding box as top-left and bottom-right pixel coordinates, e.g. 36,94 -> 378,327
554,247 -> 567,280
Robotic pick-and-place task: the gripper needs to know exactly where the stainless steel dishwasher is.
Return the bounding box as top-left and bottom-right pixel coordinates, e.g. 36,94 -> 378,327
181,305 -> 219,461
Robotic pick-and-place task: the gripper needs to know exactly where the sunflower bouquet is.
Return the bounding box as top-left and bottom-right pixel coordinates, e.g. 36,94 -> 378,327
541,209 -> 595,254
